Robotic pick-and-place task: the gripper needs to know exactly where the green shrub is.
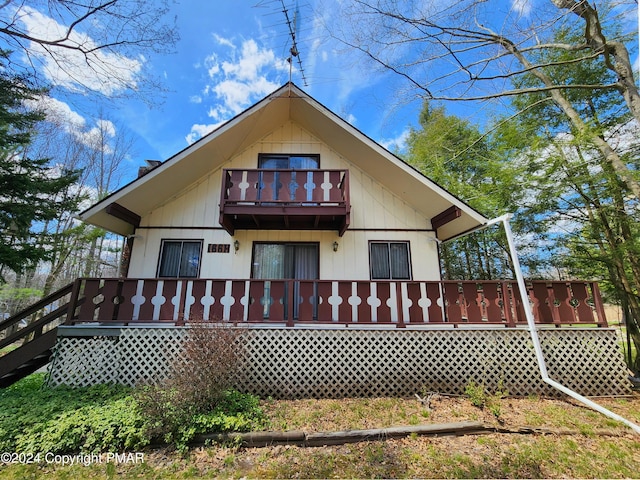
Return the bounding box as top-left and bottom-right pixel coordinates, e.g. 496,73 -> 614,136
137,385 -> 266,451
464,381 -> 508,419
464,382 -> 488,408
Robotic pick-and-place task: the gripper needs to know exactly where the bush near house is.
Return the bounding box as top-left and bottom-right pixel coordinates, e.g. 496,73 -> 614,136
0,373 -> 266,454
0,323 -> 264,453
135,321 -> 266,451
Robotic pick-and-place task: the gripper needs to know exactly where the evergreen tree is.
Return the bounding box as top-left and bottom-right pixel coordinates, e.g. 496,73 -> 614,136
405,102 -> 523,279
0,51 -> 81,282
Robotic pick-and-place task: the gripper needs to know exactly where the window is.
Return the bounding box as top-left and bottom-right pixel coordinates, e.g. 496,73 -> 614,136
369,241 -> 411,280
157,240 -> 202,278
257,155 -> 320,203
258,154 -> 319,169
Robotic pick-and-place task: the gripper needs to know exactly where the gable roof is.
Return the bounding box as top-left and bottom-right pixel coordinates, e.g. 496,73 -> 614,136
80,83 -> 488,240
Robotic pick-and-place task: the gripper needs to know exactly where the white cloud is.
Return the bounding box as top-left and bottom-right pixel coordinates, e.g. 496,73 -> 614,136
213,34 -> 236,49
27,95 -> 116,152
218,39 -> 287,82
204,53 -> 221,77
185,122 -> 224,144
212,77 -> 278,117
511,0 -> 532,16
16,6 -> 143,95
187,37 -> 289,142
380,128 -> 410,153
77,119 -> 116,154
29,96 -> 86,128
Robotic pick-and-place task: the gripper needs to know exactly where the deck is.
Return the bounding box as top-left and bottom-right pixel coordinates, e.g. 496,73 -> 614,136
1,278 -> 622,394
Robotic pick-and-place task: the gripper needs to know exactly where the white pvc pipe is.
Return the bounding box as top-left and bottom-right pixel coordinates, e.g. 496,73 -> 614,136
489,213 -> 640,434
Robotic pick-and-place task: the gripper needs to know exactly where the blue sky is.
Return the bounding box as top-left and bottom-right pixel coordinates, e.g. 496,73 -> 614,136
5,0 -> 639,189
119,1 -> 422,165
26,0 -> 426,183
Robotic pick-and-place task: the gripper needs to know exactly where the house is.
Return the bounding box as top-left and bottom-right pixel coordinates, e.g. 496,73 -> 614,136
83,83 -> 486,286
0,83 -> 630,398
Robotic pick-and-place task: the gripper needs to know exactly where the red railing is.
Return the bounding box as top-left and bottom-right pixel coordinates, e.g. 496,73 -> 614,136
64,278 -> 607,328
220,169 -> 349,206
219,169 -> 351,235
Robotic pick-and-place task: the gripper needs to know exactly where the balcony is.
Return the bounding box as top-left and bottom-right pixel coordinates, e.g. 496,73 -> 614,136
219,169 -> 350,235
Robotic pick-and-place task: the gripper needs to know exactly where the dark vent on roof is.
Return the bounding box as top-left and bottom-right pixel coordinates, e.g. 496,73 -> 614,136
137,160 -> 162,178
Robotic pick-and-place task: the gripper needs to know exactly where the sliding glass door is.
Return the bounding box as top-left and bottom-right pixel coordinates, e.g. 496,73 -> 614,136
252,243 -> 319,320
257,154 -> 320,203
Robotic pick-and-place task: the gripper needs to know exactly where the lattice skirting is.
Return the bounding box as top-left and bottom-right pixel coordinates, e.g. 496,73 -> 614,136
47,327 -> 632,398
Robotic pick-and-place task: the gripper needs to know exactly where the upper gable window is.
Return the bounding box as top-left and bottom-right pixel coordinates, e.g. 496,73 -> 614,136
258,154 -> 319,169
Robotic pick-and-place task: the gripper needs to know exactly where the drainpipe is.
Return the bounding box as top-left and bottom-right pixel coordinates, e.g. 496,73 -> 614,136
484,213 -> 640,434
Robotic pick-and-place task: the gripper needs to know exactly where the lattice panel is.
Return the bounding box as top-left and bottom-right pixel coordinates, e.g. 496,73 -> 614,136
117,328 -> 185,385
48,335 -> 120,387
48,328 -> 631,397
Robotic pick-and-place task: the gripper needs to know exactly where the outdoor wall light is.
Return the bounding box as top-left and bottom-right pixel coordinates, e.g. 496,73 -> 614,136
333,241 -> 339,252
234,239 -> 240,252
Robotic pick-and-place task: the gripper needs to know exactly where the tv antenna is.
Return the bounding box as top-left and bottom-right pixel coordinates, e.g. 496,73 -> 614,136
280,0 -> 308,86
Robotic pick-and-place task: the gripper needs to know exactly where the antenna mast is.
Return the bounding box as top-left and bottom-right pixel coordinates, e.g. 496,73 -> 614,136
280,0 -> 308,86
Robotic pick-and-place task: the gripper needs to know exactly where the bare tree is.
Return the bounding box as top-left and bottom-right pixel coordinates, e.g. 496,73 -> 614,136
0,0 -> 178,97
21,110 -> 134,293
332,0 -> 640,196
331,0 -> 640,372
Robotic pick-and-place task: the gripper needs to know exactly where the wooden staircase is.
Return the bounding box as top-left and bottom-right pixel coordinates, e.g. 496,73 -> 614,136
0,283 -> 74,388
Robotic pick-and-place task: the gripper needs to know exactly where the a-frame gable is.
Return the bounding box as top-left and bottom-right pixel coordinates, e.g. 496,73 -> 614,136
80,83 -> 488,240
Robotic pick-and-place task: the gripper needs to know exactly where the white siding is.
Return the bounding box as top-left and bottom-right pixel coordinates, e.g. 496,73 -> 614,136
129,121 -> 441,280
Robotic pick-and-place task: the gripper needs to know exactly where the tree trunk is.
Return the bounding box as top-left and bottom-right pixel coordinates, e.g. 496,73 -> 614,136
499,35 -> 640,199
551,0 -> 640,124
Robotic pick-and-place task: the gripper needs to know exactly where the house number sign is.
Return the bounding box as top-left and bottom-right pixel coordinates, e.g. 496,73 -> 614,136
207,243 -> 230,253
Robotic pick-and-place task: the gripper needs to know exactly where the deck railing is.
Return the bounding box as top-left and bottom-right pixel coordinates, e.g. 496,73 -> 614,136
64,278 -> 608,327
219,169 -> 351,235
220,169 -> 349,206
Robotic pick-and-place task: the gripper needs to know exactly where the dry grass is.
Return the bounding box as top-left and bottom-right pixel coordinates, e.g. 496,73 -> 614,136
263,393 -> 640,434
4,391 -> 640,479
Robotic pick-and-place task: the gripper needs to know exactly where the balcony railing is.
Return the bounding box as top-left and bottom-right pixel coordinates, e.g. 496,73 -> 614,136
219,169 -> 350,235
64,278 -> 608,328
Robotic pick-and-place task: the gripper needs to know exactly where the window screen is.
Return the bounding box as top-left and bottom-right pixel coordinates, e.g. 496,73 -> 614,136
258,154 -> 319,169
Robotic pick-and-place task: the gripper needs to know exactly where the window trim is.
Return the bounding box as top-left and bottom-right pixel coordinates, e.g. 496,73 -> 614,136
156,239 -> 203,278
368,241 -> 412,280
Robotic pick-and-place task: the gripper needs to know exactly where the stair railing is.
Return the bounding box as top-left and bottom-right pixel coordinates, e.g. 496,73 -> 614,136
0,282 -> 75,355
